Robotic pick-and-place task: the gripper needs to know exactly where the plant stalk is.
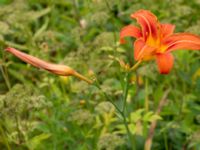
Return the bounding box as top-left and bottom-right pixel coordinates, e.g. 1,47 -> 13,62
93,60 -> 142,150
73,71 -> 93,84
144,89 -> 170,150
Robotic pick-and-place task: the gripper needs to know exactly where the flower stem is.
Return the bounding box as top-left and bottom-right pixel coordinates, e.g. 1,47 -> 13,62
73,71 -> 93,84
93,80 -> 122,114
130,60 -> 142,71
121,60 -> 142,149
121,72 -> 137,150
95,79 -> 134,149
145,78 -> 149,111
93,60 -> 142,149
122,113 -> 134,149
122,72 -> 129,113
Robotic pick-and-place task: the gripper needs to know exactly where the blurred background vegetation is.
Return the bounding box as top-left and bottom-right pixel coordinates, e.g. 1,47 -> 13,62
0,0 -> 200,149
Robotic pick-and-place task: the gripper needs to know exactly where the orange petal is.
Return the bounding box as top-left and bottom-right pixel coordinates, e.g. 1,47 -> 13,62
5,47 -> 75,76
156,52 -> 174,74
134,39 -> 156,60
161,23 -> 175,38
120,25 -> 142,44
5,47 -> 93,84
131,9 -> 159,40
163,33 -> 200,52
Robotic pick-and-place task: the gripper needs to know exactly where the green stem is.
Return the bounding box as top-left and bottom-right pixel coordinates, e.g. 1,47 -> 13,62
121,72 -> 136,150
94,80 -> 122,114
145,78 -> 149,112
93,60 -> 142,149
95,80 -> 134,149
122,112 -> 135,149
163,131 -> 168,150
122,72 -> 129,113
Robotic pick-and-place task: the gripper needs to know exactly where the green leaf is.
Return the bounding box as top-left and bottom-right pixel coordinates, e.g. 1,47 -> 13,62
130,109 -> 144,123
26,133 -> 51,150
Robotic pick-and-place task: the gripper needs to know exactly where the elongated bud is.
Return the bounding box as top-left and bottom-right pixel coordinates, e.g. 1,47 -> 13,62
5,47 -> 93,84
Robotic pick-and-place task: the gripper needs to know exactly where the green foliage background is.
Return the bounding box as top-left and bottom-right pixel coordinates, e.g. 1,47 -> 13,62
0,0 -> 200,149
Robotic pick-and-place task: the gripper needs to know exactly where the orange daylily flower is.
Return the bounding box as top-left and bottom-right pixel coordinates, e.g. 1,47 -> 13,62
120,9 -> 200,74
5,47 -> 92,84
